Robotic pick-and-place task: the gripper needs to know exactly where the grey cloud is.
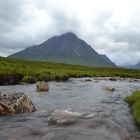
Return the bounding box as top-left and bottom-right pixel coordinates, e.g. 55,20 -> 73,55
81,11 -> 140,66
0,0 -> 29,55
0,0 -> 25,33
0,0 -> 82,56
49,11 -> 81,35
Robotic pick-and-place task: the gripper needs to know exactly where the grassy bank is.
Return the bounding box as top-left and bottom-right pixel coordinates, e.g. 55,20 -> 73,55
125,90 -> 140,128
0,57 -> 140,85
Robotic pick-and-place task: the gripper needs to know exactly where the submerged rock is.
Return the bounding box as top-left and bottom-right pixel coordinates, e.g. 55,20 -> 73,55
36,81 -> 49,92
85,78 -> 93,82
94,77 -> 108,80
103,86 -> 115,92
48,110 -> 87,126
109,77 -> 118,81
129,79 -> 139,83
0,92 -> 36,115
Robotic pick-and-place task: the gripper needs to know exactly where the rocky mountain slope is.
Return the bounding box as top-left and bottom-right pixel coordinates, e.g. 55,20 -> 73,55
8,32 -> 116,67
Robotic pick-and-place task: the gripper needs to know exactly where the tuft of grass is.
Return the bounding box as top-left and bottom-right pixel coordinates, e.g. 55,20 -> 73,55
125,90 -> 140,128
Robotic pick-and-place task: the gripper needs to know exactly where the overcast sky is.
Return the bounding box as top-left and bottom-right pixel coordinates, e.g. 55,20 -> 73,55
0,0 -> 140,66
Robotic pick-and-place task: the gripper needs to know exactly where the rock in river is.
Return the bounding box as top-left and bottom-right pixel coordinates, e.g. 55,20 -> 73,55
36,81 -> 49,92
0,92 -> 36,115
104,86 -> 115,92
48,110 -> 87,126
85,78 -> 93,81
109,77 -> 118,81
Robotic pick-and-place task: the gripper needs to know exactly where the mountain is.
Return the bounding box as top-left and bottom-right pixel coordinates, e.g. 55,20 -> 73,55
133,63 -> 140,69
122,63 -> 140,69
8,32 -> 116,67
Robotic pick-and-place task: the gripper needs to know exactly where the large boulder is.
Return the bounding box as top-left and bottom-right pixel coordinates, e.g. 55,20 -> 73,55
36,81 -> 49,92
0,92 -> 36,115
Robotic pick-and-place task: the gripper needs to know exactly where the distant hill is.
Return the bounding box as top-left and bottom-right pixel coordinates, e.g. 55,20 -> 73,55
123,63 -> 140,69
8,32 -> 116,67
134,63 -> 140,69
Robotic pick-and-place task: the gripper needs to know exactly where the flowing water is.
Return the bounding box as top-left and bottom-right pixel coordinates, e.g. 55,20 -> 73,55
0,78 -> 140,140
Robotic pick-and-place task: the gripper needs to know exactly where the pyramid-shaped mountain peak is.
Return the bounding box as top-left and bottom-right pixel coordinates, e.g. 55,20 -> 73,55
8,32 -> 116,67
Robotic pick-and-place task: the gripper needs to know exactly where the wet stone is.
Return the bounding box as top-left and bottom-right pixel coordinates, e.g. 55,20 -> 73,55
103,86 -> 115,92
47,110 -> 88,126
0,92 -> 36,115
36,81 -> 49,92
85,78 -> 93,82
129,79 -> 139,83
109,77 -> 118,81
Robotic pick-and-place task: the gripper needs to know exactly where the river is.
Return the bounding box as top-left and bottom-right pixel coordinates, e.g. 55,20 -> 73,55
0,78 -> 140,140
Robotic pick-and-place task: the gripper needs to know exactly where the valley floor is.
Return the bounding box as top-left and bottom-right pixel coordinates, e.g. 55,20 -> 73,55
0,57 -> 140,85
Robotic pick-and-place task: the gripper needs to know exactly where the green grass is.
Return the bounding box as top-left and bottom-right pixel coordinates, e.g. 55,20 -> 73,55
0,57 -> 140,85
125,90 -> 140,128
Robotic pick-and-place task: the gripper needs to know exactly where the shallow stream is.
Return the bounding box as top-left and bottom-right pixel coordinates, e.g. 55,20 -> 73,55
0,78 -> 140,140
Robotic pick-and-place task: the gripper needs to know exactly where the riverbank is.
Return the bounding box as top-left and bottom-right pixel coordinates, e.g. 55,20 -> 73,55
0,57 -> 140,85
125,90 -> 140,129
